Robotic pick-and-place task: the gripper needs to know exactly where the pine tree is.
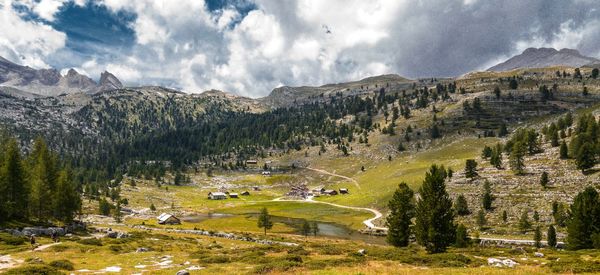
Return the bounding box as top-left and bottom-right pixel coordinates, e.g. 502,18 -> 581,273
502,210 -> 508,223
476,209 -> 487,230
534,226 -> 542,248
518,212 -> 531,232
301,220 -> 311,237
533,210 -> 540,222
455,224 -> 469,248
497,123 -> 509,137
28,138 -> 58,220
150,203 -> 156,211
99,198 -> 112,216
540,171 -> 549,188
310,221 -> 319,237
54,168 -> 81,223
257,207 -> 273,236
592,68 -> 599,79
386,183 -> 415,247
490,143 -> 503,169
575,143 -> 596,172
550,131 -> 559,147
510,141 -> 526,174
482,181 -> 494,211
0,139 -> 29,219
464,159 -> 478,179
454,194 -> 470,216
493,86 -> 501,99
560,141 -> 569,159
547,225 -> 557,248
567,187 -> 600,250
415,165 -> 456,253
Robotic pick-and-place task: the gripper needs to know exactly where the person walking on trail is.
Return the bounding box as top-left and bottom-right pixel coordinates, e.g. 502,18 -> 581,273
30,235 -> 36,250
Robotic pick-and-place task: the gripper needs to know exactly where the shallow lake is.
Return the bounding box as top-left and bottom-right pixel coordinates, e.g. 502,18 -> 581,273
183,213 -> 386,245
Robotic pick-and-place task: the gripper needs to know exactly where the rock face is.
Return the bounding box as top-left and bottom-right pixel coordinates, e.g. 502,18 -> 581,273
488,48 -> 600,72
98,71 -> 123,91
0,56 -> 124,96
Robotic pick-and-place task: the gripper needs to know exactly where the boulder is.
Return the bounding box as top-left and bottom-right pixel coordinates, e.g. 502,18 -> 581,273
176,269 -> 190,275
534,252 -> 544,257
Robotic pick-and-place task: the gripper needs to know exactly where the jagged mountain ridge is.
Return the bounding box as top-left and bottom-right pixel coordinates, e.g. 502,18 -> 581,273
488,47 -> 600,72
0,56 -> 123,96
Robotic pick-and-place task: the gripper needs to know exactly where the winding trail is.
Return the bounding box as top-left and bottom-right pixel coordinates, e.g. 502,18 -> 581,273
273,197 -> 386,231
303,167 -> 361,190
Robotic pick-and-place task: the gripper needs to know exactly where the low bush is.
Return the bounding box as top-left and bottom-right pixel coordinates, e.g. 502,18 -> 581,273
198,255 -> 230,264
48,259 -> 74,271
5,264 -> 62,275
0,233 -> 26,245
548,258 -> 600,273
77,238 -> 102,246
252,260 -> 301,274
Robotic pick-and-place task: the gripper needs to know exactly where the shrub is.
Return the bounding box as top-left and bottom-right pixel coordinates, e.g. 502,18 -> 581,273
108,245 -> 123,252
49,259 -> 74,271
77,238 -> 102,246
0,233 -> 26,245
48,244 -> 69,252
548,258 -> 600,273
252,260 -> 301,274
198,255 -> 230,264
5,264 -> 62,275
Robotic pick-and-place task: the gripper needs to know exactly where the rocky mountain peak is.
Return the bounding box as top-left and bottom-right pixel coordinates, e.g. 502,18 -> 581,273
98,71 -> 123,91
488,47 -> 600,71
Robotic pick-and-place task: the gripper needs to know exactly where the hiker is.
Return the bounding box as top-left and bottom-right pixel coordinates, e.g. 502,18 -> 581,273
30,235 -> 36,250
51,231 -> 59,243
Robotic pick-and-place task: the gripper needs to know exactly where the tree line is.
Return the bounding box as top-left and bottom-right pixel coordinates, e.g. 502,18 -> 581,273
0,136 -> 81,224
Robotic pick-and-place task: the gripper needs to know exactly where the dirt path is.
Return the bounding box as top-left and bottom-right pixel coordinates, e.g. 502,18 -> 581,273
274,197 -> 386,231
304,167 -> 361,190
33,242 -> 61,252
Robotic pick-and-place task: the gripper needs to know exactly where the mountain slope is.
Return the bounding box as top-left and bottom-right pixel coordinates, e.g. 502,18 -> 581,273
0,56 -> 124,96
260,74 -> 414,108
488,48 -> 600,71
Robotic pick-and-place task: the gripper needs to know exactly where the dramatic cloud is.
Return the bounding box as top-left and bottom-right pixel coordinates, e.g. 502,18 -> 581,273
3,0 -> 600,97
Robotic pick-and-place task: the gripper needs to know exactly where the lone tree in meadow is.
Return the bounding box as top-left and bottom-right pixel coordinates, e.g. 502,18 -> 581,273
386,182 -> 415,247
454,194 -> 470,216
257,207 -> 273,236
509,78 -> 518,89
547,225 -> 557,248
310,221 -> 319,237
490,143 -> 503,169
301,220 -> 311,237
415,165 -> 456,253
464,159 -> 478,179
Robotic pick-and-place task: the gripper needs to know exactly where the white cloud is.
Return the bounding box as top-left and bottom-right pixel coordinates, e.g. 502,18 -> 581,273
33,0 -> 66,21
0,0 -> 66,68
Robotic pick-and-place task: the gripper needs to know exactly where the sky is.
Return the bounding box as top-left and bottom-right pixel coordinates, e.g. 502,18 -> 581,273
1,0 -> 599,97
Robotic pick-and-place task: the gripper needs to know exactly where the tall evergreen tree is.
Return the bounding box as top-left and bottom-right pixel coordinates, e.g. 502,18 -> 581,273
455,224 -> 469,248
540,171 -> 549,188
567,187 -> 600,250
510,141 -> 526,174
454,194 -> 470,216
575,143 -> 596,172
518,212 -> 531,232
0,139 -> 29,219
415,165 -> 456,253
54,168 -> 81,223
257,207 -> 273,236
464,159 -> 478,179
482,181 -> 494,211
559,141 -> 569,159
547,225 -> 557,248
386,183 -> 415,247
28,138 -> 58,220
534,226 -> 542,248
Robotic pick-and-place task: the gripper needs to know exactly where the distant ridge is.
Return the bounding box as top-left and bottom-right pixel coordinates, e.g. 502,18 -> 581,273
0,56 -> 123,96
488,47 -> 600,72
